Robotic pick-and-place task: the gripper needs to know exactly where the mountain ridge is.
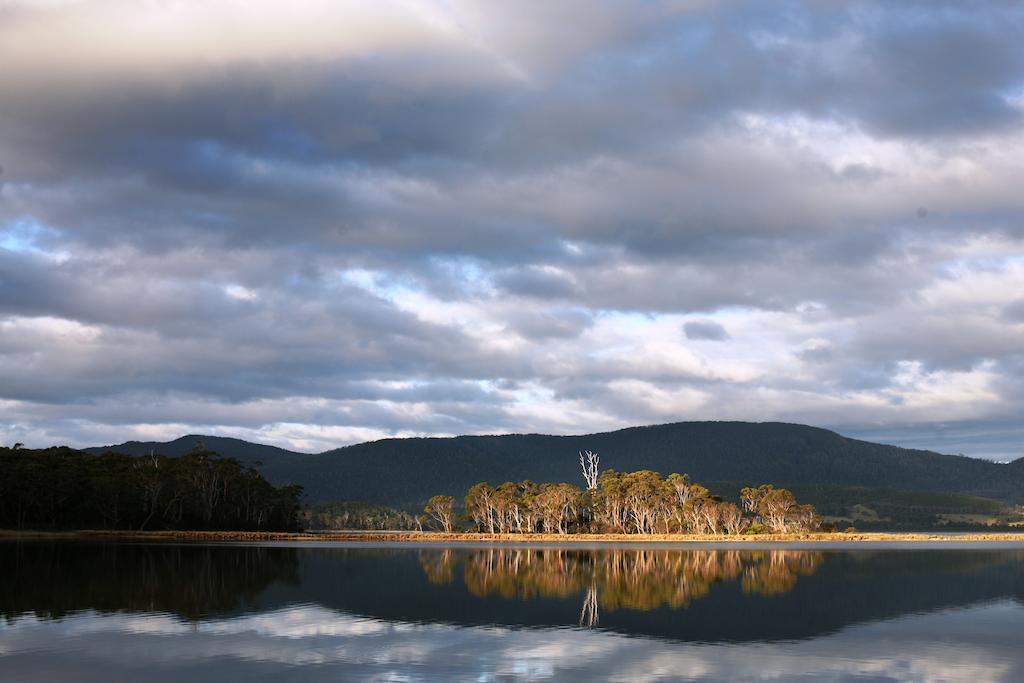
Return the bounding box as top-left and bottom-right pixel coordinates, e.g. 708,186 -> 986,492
85,421 -> 1024,506
88,434 -> 310,458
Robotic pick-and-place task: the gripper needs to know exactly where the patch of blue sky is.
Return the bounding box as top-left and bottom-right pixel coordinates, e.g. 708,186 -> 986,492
0,217 -> 60,255
336,268 -> 409,301
427,255 -> 496,297
599,311 -> 658,329
1005,85 -> 1024,109
337,257 -> 496,303
587,311 -> 663,360
939,250 -> 1023,278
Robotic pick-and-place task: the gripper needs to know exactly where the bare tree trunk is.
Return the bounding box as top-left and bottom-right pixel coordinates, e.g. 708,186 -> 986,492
579,583 -> 599,627
579,450 -> 600,490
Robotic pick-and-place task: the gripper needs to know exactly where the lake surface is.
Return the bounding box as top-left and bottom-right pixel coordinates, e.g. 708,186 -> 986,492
2,542 -> 1023,682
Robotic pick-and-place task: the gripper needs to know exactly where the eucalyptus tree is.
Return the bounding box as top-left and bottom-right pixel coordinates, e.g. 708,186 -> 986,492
465,482 -> 496,533
720,502 -> 747,534
424,495 -> 456,533
594,469 -> 629,532
758,488 -> 799,532
621,470 -> 669,534
447,469 -> 817,536
534,482 -> 581,534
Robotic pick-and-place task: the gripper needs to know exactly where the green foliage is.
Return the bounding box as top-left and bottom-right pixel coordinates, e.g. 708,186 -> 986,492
728,483 -> 1018,529
778,484 -> 1009,517
0,445 -> 302,531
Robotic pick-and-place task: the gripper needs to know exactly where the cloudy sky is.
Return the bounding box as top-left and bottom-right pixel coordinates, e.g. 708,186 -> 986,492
1,1 -> 1023,459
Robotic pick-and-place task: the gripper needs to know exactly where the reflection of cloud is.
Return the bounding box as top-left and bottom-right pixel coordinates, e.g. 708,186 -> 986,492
39,606 -> 403,639
1,602 -> 1022,681
203,607 -> 399,639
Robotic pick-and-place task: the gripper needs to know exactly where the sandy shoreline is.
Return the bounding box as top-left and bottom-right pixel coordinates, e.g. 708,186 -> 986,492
2,529 -> 1024,544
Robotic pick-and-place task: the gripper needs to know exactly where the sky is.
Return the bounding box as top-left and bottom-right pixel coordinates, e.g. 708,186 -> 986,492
1,0 -> 1023,459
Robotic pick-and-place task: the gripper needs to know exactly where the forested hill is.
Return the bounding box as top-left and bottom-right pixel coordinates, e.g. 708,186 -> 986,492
88,422 -> 1024,506
85,434 -> 309,468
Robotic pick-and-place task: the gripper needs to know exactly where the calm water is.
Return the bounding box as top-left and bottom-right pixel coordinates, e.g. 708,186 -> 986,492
2,542 -> 1023,682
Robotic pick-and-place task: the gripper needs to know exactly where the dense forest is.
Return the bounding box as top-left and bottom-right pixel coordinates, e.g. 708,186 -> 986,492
0,445 -> 302,531
301,501 -> 422,530
424,463 -> 822,535
91,422 -> 1024,506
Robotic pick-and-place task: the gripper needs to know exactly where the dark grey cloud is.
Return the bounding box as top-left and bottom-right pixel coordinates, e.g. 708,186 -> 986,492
1004,300 -> 1024,323
683,320 -> 730,341
503,307 -> 594,341
1,1 -> 1024,456
798,344 -> 835,364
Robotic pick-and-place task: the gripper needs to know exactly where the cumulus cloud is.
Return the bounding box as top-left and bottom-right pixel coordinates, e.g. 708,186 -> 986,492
1,1 -> 1023,458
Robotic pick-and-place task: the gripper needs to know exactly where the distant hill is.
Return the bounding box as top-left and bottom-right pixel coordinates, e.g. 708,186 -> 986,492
86,434 -> 311,468
88,421 -> 1024,507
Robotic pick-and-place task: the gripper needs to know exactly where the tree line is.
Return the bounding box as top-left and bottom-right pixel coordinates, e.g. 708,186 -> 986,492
301,501 -> 423,530
424,462 -> 821,535
0,445 -> 302,531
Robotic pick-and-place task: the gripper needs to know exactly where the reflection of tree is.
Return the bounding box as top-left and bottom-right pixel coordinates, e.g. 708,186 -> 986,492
422,549 -> 823,620
419,548 -> 455,585
741,550 -> 822,596
597,550 -> 742,610
1,542 -> 299,622
579,583 -> 599,627
463,549 -> 589,600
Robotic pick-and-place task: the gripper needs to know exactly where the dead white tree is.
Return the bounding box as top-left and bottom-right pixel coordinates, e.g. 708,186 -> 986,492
579,450 -> 600,490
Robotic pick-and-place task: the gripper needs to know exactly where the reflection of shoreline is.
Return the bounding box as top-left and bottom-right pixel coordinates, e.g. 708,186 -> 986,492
420,549 -> 824,617
4,543 -> 1022,646
4,529 -> 1024,544
402,549 -> 1024,641
1,542 -> 299,622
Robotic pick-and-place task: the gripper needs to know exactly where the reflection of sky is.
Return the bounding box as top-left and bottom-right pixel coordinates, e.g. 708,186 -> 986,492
1,602 -> 1022,682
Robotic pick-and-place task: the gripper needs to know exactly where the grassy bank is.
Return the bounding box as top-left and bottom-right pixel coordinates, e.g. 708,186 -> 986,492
2,529 -> 1024,543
